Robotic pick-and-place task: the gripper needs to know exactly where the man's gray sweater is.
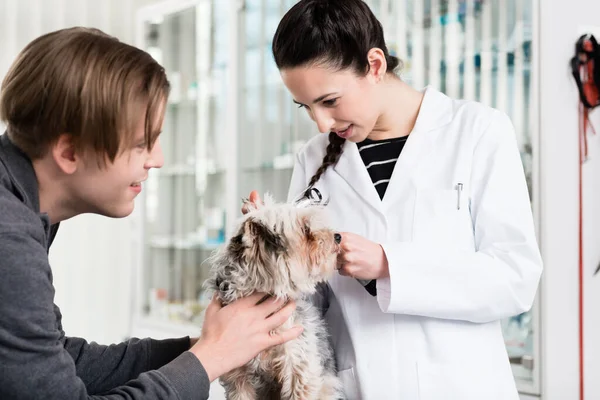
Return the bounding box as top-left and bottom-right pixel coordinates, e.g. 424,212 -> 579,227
0,133 -> 210,399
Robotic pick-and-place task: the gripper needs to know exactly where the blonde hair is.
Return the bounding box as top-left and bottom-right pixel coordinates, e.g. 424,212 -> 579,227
0,27 -> 170,162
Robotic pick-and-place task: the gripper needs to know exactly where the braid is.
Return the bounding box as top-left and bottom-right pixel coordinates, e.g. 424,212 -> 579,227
306,132 -> 345,194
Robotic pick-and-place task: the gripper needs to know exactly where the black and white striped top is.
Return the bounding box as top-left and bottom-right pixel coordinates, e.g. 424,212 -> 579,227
354,135 -> 409,296
357,136 -> 409,199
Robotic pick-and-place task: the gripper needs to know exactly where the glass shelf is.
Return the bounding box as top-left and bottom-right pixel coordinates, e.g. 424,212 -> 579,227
133,0 -> 230,334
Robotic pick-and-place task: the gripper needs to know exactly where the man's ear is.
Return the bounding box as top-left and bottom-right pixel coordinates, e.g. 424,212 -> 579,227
51,134 -> 78,175
366,47 -> 387,82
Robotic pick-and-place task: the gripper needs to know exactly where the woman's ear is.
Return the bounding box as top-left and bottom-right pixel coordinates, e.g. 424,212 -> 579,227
366,47 -> 387,83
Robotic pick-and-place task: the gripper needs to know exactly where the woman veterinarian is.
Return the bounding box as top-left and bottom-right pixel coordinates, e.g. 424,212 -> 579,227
248,0 -> 543,398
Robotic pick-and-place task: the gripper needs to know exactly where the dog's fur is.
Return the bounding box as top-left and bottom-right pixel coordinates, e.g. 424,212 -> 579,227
204,194 -> 342,400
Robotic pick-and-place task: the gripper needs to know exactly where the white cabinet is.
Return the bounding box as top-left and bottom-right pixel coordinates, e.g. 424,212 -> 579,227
131,0 -> 541,396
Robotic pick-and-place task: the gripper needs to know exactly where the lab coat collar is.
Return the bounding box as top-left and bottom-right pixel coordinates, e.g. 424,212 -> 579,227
333,87 -> 454,214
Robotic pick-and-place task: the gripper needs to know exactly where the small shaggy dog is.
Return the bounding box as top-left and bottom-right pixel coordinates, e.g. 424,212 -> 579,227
205,193 -> 343,400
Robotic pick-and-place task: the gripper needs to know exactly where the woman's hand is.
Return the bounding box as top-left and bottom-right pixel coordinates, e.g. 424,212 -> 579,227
336,232 -> 390,280
241,190 -> 263,214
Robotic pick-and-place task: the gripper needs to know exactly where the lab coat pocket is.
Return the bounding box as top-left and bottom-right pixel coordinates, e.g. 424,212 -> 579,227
412,188 -> 473,248
338,367 -> 359,400
416,361 -> 501,400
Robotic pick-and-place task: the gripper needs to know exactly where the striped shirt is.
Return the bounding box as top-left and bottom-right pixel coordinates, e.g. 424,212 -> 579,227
355,135 -> 409,296
357,136 -> 409,199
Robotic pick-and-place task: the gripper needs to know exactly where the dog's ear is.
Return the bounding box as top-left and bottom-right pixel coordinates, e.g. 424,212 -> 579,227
246,218 -> 286,254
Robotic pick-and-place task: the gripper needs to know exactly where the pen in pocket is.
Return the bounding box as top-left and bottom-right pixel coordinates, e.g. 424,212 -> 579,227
456,183 -> 463,210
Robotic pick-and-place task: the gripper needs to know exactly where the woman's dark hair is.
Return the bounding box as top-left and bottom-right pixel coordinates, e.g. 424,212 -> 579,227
307,132 -> 345,190
273,0 -> 400,192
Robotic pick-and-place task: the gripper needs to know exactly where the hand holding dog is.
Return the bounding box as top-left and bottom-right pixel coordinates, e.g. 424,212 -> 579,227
336,232 -> 390,280
190,293 -> 303,382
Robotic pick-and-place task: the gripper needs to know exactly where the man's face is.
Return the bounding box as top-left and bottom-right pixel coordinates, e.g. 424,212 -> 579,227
66,111 -> 164,219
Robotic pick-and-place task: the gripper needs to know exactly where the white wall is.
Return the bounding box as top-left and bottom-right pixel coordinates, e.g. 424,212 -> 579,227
539,1 -> 600,399
0,0 -> 159,345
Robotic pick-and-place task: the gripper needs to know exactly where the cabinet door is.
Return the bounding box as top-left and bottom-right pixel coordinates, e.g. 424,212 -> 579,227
135,0 -> 230,333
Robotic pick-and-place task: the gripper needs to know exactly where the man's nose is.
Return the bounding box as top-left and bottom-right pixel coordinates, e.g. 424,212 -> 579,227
145,139 -> 164,169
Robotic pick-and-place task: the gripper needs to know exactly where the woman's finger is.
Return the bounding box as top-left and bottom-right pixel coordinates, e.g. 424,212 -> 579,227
338,264 -> 353,277
241,190 -> 263,214
249,190 -> 263,206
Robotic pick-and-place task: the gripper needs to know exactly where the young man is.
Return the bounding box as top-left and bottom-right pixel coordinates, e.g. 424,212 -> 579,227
0,27 -> 302,399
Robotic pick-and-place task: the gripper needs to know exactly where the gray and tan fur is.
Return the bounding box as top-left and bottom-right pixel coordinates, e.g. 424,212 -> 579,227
205,194 -> 342,400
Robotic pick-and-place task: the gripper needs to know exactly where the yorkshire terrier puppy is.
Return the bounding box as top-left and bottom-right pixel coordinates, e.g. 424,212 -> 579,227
205,193 -> 342,400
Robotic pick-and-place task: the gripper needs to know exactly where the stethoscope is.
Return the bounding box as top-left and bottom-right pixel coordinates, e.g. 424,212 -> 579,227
293,187 -> 329,208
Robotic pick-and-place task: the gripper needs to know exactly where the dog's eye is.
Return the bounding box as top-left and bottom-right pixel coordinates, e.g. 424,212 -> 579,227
303,225 -> 316,242
220,281 -> 230,292
215,276 -> 230,292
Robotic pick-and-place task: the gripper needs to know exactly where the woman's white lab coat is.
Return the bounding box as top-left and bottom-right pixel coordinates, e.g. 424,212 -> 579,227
286,87 -> 543,400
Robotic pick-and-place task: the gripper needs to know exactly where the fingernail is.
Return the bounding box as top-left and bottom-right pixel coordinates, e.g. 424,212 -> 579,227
334,233 -> 342,244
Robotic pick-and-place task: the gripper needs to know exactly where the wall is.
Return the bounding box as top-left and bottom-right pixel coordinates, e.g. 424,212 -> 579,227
539,1 -> 600,399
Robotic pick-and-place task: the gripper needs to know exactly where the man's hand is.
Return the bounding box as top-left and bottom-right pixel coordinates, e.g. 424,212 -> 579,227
241,190 -> 263,214
190,293 -> 303,382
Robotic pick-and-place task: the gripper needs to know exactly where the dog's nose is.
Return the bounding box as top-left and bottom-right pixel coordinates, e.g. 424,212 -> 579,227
334,233 -> 342,244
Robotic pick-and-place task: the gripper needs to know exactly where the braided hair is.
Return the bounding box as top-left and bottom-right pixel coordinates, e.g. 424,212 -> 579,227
305,132 -> 345,194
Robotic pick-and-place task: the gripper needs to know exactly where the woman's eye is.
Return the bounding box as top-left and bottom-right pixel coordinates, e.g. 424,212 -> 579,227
323,98 -> 337,106
136,142 -> 147,149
